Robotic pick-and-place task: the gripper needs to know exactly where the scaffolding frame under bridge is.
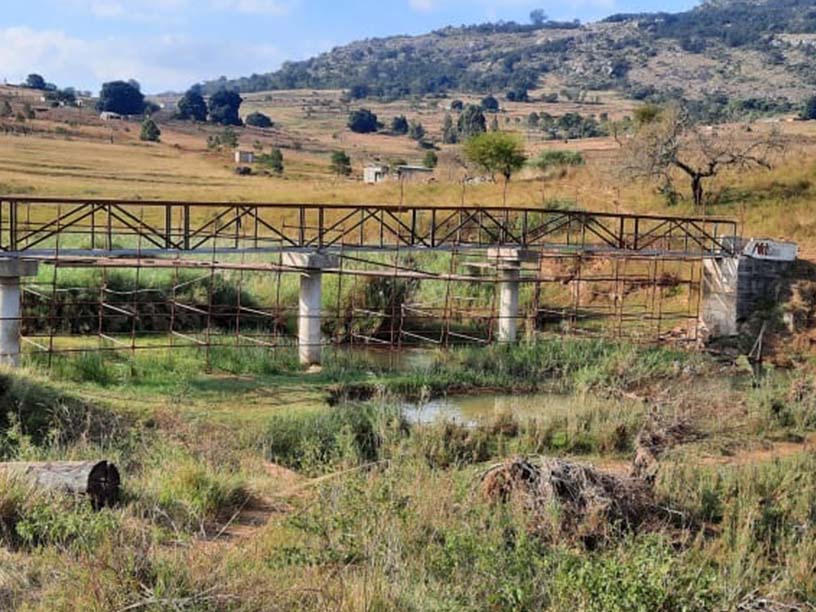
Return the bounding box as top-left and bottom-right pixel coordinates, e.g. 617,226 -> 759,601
0,196 -> 741,367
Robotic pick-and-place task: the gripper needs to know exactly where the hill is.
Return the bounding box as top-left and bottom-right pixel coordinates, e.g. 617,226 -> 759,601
201,0 -> 816,106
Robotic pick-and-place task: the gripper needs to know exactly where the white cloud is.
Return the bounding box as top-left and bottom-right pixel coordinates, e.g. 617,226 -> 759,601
0,26 -> 282,93
61,0 -> 297,19
409,0 -> 436,12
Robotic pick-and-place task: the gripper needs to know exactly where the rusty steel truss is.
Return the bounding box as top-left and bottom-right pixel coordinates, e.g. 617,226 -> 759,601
0,196 -> 738,362
0,197 -> 738,257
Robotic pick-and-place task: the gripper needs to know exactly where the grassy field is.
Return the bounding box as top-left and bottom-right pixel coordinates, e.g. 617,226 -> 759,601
1,84 -> 816,609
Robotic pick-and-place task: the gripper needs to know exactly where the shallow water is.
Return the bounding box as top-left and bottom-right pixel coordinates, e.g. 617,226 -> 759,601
403,392 -> 579,425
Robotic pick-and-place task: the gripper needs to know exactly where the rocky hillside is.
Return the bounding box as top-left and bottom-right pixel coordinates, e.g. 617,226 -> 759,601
201,0 -> 816,104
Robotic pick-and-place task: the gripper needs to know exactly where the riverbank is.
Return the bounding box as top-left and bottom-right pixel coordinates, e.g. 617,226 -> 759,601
0,338 -> 814,610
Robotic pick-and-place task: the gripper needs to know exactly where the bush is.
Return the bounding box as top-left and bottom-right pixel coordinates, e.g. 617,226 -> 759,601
245,111 -> 274,128
348,108 -> 378,133
801,95 -> 816,121
139,118 -> 161,142
330,150 -> 352,176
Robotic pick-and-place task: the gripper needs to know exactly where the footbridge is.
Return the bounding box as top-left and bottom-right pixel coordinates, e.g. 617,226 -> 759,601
0,197 -> 746,367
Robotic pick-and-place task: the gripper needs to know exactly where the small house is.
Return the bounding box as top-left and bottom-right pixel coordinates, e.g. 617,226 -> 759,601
99,111 -> 123,121
235,150 -> 255,164
364,165 -> 387,184
395,165 -> 433,183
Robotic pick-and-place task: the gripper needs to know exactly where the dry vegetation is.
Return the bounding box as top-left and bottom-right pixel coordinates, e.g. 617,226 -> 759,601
1,82 -> 816,610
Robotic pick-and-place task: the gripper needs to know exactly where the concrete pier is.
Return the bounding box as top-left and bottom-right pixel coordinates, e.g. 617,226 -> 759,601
488,248 -> 536,343
282,252 -> 338,366
0,259 -> 39,367
700,239 -> 797,339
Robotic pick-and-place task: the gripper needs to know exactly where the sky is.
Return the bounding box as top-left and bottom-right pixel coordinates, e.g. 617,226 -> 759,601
0,0 -> 699,94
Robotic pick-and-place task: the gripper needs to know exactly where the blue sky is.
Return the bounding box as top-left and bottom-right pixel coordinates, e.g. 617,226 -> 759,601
0,0 -> 698,94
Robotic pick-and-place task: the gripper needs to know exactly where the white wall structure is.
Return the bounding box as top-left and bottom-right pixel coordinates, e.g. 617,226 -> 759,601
0,259 -> 39,367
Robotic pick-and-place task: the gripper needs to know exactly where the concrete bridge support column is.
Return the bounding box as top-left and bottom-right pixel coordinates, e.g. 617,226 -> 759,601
700,239 -> 797,340
488,248 -> 536,344
0,259 -> 39,367
283,253 -> 338,366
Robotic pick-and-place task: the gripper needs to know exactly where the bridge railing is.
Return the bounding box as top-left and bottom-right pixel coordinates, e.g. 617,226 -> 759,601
0,197 -> 739,256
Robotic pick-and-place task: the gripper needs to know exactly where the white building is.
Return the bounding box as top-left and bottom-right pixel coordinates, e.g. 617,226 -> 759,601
364,165 -> 387,184
234,150 -> 255,164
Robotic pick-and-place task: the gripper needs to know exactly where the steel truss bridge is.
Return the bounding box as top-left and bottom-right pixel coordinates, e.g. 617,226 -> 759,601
0,197 -> 740,358
0,197 -> 737,258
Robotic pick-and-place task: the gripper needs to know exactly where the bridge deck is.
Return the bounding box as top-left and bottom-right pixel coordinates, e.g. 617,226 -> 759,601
0,197 -> 738,258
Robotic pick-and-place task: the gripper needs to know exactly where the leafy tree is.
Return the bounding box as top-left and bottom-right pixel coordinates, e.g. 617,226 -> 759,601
176,89 -> 207,121
1,101 -> 12,118
140,118 -> 161,142
423,150 -> 438,169
801,96 -> 816,121
330,150 -> 352,176
506,87 -> 529,102
633,104 -> 663,126
442,113 -> 458,144
480,95 -> 500,112
245,112 -> 274,128
457,105 -> 486,140
260,148 -> 284,173
450,100 -> 464,112
221,127 -> 239,148
391,115 -> 409,134
97,81 -> 145,115
530,9 -> 548,25
408,120 -> 425,141
463,132 -> 527,204
208,89 -> 243,126
348,108 -> 378,133
348,84 -> 369,100
25,74 -> 47,90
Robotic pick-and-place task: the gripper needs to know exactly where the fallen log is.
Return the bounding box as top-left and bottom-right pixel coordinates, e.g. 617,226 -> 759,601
0,460 -> 121,509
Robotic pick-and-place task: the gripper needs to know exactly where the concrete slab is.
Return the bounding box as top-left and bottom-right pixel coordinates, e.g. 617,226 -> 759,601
0,259 -> 39,278
281,252 -> 339,270
486,248 -> 539,263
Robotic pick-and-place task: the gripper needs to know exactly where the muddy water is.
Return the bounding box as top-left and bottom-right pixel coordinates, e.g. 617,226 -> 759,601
402,393 -> 583,425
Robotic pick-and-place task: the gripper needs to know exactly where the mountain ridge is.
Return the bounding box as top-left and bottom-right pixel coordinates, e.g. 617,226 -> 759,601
200,0 -> 816,104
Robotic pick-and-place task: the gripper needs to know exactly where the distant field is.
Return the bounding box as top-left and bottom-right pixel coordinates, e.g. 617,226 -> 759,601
1,84 -> 816,253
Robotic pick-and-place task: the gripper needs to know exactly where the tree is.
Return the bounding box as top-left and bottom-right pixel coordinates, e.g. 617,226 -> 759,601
1,101 -> 12,118
801,96 -> 816,121
245,112 -> 274,128
463,132 -> 527,204
208,89 -> 243,126
622,107 -> 783,207
408,120 -> 425,141
391,115 -> 409,135
97,81 -> 145,115
442,113 -> 458,144
530,9 -> 548,25
450,100 -> 464,112
423,150 -> 438,169
528,150 -> 584,201
348,108 -> 378,133
457,105 -> 486,140
489,116 -> 499,132
481,95 -> 500,113
176,89 -> 207,121
260,148 -> 284,174
330,150 -> 352,176
25,74 -> 47,90
140,118 -> 161,142
221,127 -> 239,148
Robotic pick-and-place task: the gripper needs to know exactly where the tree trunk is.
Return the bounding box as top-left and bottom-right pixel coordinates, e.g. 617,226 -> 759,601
691,174 -> 704,207
0,460 -> 120,509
